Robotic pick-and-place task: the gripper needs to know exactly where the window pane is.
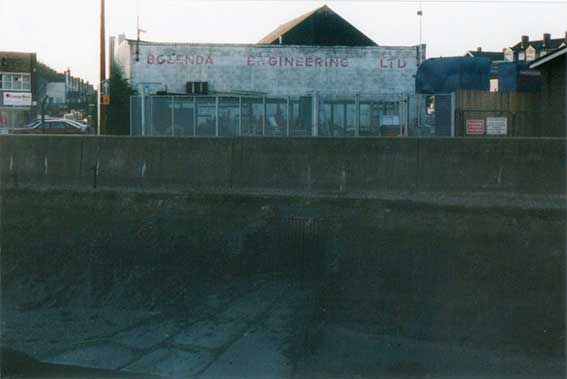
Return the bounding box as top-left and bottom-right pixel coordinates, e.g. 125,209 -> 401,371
13,75 -> 22,90
241,98 -> 263,136
359,102 -> 381,136
22,75 -> 31,90
218,97 -> 239,136
265,98 -> 287,136
289,97 -> 312,136
196,97 -> 216,136
151,97 -> 173,136
319,98 -> 354,137
173,97 -> 195,136
3,74 -> 12,90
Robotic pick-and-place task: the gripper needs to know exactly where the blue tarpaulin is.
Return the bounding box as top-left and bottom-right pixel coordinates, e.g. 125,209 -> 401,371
416,57 -> 491,94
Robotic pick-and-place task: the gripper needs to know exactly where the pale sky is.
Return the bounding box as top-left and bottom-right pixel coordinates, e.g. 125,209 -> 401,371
0,0 -> 566,85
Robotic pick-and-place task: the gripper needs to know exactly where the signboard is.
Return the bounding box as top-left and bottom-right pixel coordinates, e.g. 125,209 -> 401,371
101,95 -> 110,105
101,80 -> 110,96
486,117 -> 508,136
466,119 -> 485,135
3,92 -> 32,106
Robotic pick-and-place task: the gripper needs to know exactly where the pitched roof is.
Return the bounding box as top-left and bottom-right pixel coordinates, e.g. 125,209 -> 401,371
511,38 -> 566,52
257,5 -> 377,46
466,50 -> 505,61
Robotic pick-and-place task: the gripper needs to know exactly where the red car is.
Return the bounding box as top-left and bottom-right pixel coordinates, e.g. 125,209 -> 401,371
11,119 -> 88,135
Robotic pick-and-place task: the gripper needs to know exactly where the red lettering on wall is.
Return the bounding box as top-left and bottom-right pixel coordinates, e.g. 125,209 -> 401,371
247,56 -> 254,66
340,58 -> 348,67
156,55 -> 165,64
195,56 -> 204,64
268,57 -> 277,66
147,55 -> 155,64
205,56 -> 214,65
379,58 -> 408,69
305,57 -> 313,67
314,57 -> 322,67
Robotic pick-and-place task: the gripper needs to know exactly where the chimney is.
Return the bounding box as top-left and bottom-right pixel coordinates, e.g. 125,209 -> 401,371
477,47 -> 482,52
521,35 -> 529,48
542,33 -> 551,47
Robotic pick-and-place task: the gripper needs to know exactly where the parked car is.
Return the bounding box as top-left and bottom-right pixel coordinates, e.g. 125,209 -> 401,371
10,119 -> 88,135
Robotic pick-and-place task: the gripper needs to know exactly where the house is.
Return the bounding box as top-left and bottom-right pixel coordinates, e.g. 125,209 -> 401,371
529,46 -> 566,137
0,52 -> 37,129
504,33 -> 567,63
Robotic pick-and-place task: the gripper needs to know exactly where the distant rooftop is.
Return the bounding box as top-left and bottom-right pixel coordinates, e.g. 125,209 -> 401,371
510,33 -> 567,52
466,49 -> 504,62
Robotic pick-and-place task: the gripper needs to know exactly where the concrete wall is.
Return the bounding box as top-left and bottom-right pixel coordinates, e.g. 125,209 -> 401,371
1,136 -> 565,195
2,187 -> 564,357
116,40 -> 419,97
1,135 -> 565,358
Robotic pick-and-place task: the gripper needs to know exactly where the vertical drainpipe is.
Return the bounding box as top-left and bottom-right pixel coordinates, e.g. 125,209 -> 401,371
355,94 -> 360,137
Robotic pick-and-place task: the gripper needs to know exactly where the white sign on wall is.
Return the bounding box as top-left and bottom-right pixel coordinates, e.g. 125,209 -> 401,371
486,117 -> 508,136
3,92 -> 32,106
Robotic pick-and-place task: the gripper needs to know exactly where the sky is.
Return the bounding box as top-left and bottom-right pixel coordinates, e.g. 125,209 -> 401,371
0,0 -> 566,85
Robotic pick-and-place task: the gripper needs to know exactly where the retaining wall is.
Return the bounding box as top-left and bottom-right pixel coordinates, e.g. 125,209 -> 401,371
1,136 -> 564,194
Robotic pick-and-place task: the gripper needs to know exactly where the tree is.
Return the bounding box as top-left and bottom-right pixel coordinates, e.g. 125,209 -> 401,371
107,63 -> 136,135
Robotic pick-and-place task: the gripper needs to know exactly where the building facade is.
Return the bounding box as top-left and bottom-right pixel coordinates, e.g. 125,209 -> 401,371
0,52 -> 36,129
114,6 -> 424,137
504,33 -> 567,63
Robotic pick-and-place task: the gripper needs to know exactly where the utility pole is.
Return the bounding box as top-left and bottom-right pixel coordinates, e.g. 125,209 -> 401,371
98,0 -> 107,135
418,0 -> 423,64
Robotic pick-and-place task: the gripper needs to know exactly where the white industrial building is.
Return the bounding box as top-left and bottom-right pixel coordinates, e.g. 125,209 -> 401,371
113,5 -> 425,137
